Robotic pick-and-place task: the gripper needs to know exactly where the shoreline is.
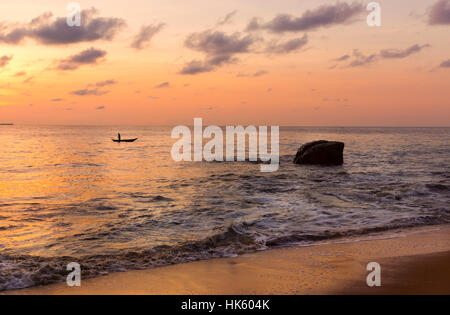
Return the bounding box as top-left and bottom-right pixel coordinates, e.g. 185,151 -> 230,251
4,224 -> 450,295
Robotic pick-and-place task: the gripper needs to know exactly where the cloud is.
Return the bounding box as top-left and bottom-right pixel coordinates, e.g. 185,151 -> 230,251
440,59 -> 450,67
0,55 -> 13,68
253,70 -> 269,77
347,50 -> 378,67
96,106 -> 105,110
56,47 -> 107,71
155,82 -> 170,88
334,54 -> 350,62
207,54 -> 238,66
429,0 -> 450,25
71,88 -> 109,96
180,30 -> 254,75
13,71 -> 26,76
91,79 -> 116,87
335,44 -> 430,68
379,44 -> 430,59
51,98 -> 63,102
218,10 -> 238,26
180,55 -> 238,75
266,34 -> 308,54
237,70 -> 269,77
23,76 -> 34,84
0,8 -> 126,45
180,60 -> 214,74
247,2 -> 364,33
131,23 -> 165,50
185,30 -> 254,56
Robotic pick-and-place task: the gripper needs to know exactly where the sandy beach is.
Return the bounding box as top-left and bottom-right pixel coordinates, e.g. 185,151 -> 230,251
5,225 -> 450,295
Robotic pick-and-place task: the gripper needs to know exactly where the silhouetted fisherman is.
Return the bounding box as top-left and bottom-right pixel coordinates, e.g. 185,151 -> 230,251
118,133 -> 121,141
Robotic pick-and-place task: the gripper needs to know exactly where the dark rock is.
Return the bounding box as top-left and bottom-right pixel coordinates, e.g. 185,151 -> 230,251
293,140 -> 344,165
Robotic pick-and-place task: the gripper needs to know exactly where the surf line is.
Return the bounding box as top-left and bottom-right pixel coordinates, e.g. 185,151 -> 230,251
171,118 -> 279,172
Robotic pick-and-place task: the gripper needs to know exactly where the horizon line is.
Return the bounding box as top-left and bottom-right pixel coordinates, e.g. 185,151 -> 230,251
4,124 -> 450,128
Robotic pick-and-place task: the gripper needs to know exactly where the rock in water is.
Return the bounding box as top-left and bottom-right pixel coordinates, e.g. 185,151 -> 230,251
293,140 -> 344,165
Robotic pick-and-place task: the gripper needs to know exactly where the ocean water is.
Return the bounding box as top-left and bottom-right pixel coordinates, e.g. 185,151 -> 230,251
0,125 -> 449,290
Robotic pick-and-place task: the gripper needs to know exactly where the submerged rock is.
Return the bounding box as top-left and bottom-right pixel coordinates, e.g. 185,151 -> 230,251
293,140 -> 344,165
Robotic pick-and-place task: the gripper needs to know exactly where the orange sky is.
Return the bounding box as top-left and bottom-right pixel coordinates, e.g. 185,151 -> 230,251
0,0 -> 449,126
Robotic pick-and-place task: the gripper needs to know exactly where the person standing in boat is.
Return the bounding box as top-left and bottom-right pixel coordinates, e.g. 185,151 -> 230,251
118,133 -> 121,141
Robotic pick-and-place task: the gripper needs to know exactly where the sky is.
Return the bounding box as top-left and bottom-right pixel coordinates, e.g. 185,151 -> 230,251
0,0 -> 449,126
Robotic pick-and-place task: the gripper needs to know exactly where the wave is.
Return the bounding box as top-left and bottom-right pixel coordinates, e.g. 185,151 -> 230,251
1,216 -> 449,292
0,222 -> 262,291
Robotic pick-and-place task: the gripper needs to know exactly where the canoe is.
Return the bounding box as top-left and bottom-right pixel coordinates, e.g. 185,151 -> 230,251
112,138 -> 138,143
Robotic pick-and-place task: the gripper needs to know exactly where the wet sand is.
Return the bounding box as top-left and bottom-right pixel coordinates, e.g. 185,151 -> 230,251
5,225 -> 450,295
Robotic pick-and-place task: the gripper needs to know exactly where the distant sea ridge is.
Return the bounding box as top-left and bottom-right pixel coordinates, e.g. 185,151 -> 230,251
0,123 -> 13,125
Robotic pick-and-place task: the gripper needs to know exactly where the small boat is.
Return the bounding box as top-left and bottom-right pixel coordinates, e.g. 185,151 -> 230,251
112,138 -> 138,143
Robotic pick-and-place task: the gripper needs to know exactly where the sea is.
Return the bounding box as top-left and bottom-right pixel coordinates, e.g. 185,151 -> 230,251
0,125 -> 449,290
